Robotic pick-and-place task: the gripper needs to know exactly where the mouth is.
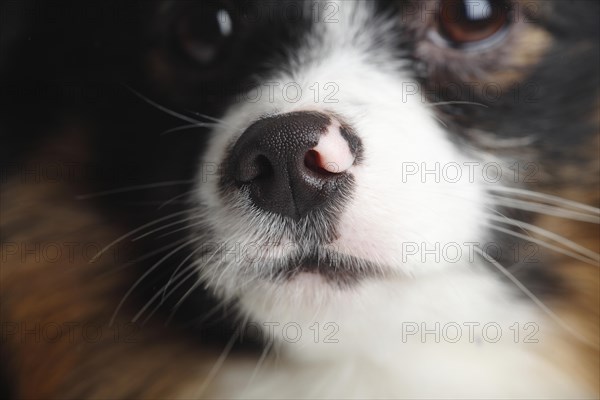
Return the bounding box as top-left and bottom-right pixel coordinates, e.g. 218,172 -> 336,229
269,250 -> 384,286
192,219 -> 385,289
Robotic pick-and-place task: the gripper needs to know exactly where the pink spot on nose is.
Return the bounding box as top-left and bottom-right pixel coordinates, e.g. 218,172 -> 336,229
308,121 -> 355,174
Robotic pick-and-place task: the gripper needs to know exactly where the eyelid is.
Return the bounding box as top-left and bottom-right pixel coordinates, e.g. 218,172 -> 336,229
428,22 -> 511,52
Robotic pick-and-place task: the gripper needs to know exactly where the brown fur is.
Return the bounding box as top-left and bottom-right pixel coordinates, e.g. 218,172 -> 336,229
0,127 -> 224,398
522,128 -> 600,394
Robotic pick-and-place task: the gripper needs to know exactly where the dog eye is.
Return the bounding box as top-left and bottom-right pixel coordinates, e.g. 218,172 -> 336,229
436,0 -> 510,48
174,4 -> 234,66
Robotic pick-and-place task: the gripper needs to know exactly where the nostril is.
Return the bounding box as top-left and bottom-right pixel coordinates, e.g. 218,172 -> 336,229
304,150 -> 338,176
304,149 -> 319,171
238,154 -> 274,183
310,128 -> 355,174
254,155 -> 274,181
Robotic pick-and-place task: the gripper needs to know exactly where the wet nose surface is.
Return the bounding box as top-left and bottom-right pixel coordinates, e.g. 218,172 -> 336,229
225,111 -> 359,219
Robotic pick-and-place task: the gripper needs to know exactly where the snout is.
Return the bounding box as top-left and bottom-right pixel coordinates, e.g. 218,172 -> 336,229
223,111 -> 361,220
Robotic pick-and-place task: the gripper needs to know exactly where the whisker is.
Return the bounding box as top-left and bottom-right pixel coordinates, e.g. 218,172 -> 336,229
484,223 -> 599,266
489,195 -> 600,224
131,215 -> 201,242
475,247 -> 596,348
489,187 -> 600,215
486,207 -> 530,237
90,210 -> 191,263
135,264 -> 198,324
487,214 -> 600,263
186,109 -> 232,126
426,101 -> 489,108
432,115 -> 448,128
134,253 -> 204,324
76,180 -> 192,200
99,236 -> 190,278
110,238 -> 196,325
151,263 -> 201,326
125,86 -> 206,126
162,244 -> 205,301
158,190 -> 196,210
160,123 -> 216,136
144,268 -> 210,326
211,258 -> 240,293
244,338 -> 273,392
156,221 -> 205,239
167,244 -> 228,322
193,330 -> 240,398
180,298 -> 234,328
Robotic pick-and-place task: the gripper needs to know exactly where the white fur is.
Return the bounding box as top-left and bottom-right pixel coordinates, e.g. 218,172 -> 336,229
206,273 -> 588,399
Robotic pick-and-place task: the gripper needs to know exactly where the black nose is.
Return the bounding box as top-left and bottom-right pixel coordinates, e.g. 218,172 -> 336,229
224,112 -> 357,220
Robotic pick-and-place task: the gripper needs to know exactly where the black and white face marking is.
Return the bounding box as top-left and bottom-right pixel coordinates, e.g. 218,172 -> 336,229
172,0 -> 598,353
190,1 -> 501,298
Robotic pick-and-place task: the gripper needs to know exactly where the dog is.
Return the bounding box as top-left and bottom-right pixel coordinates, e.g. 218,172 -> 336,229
1,0 -> 598,398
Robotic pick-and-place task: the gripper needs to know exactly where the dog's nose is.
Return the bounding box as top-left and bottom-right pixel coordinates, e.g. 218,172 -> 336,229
226,111 -> 358,219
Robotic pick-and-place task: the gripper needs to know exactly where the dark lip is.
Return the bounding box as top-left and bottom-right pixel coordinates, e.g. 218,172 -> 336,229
190,225 -> 384,286
269,251 -> 383,286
